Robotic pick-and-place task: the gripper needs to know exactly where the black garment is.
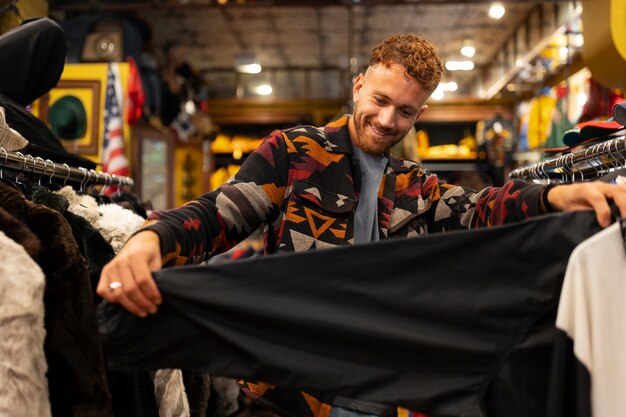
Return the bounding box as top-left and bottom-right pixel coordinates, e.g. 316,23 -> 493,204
0,182 -> 113,417
99,211 -> 602,417
0,17 -> 97,169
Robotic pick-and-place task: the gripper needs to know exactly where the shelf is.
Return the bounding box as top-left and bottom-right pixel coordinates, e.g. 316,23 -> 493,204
421,159 -> 490,172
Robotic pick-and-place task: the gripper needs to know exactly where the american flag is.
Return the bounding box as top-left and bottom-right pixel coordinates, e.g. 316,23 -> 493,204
101,63 -> 129,195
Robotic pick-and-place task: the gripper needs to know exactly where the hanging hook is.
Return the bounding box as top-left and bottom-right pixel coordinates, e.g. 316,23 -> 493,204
13,151 -> 26,186
79,167 -> 89,194
565,153 -> 576,182
539,161 -> 551,184
62,163 -> 70,188
34,156 -> 45,186
606,141 -> 620,170
45,159 -> 55,185
25,154 -> 35,180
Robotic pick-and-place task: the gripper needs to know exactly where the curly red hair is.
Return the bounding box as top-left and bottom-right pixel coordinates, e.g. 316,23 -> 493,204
370,34 -> 443,93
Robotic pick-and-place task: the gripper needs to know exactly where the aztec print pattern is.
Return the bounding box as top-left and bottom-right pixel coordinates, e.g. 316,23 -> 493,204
142,114 -> 547,417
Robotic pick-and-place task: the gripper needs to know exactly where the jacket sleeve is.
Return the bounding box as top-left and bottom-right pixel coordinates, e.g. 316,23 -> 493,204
421,171 -> 549,232
139,130 -> 289,267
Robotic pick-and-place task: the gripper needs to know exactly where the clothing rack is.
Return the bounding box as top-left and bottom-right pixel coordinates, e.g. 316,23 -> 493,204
509,135 -> 626,183
0,146 -> 134,188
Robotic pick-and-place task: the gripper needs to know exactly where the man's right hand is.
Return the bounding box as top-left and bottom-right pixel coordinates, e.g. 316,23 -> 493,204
97,230 -> 163,317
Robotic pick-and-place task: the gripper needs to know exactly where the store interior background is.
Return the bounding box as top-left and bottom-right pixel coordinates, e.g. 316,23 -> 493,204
22,0 -> 626,210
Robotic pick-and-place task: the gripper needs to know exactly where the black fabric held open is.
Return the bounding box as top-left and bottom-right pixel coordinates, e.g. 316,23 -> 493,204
98,211 -> 601,417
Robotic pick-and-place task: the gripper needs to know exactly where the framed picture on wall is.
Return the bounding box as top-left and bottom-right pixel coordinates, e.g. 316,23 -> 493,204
37,79 -> 102,156
131,121 -> 175,210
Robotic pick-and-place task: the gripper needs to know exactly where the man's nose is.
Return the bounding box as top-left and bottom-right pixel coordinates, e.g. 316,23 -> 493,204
377,107 -> 395,129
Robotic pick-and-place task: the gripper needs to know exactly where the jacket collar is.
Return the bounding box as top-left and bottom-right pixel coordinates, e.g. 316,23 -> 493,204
323,115 -> 355,155
323,114 -> 414,174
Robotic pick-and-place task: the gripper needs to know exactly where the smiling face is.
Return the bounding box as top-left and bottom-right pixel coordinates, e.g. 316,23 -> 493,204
348,62 -> 431,156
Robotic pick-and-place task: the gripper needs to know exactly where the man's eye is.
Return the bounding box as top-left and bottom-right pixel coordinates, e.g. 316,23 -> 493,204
374,97 -> 386,105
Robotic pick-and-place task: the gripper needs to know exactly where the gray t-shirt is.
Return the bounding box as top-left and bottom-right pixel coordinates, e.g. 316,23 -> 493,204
334,147 -> 392,417
352,146 -> 388,244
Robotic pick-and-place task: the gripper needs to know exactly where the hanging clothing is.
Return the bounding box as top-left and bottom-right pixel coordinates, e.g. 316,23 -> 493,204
0,182 -> 113,417
49,186 -> 188,416
0,214 -> 50,417
33,188 -> 116,297
32,188 -> 161,417
553,222 -> 626,417
99,210 -> 602,417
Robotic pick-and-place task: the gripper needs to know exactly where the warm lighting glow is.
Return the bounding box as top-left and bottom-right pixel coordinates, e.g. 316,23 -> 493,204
488,2 -> 505,19
445,60 -> 474,71
446,81 -> 458,92
184,100 -> 196,115
461,39 -> 475,58
237,63 -> 261,74
254,84 -> 273,96
570,33 -> 584,48
235,53 -> 262,74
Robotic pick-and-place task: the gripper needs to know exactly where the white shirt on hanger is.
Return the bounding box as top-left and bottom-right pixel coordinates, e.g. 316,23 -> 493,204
556,222 -> 626,417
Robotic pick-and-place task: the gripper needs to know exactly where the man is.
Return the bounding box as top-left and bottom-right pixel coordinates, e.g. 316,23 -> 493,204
98,34 -> 626,417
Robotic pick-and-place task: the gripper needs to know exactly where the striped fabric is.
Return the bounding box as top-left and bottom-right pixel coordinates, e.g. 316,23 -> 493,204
101,63 -> 129,196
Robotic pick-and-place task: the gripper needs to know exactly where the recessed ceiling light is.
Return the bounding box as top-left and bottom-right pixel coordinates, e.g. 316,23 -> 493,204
445,60 -> 474,71
488,2 -> 505,19
235,53 -> 262,74
254,84 -> 273,96
461,39 -> 475,58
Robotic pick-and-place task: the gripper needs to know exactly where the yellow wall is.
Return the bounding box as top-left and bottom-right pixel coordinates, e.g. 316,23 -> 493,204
34,63 -> 132,169
583,0 -> 626,90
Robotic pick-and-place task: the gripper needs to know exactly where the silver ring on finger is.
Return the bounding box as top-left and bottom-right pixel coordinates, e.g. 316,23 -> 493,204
109,281 -> 123,291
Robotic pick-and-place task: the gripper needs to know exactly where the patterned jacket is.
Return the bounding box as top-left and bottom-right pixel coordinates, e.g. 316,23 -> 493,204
146,115 -> 546,265
143,115 -> 548,417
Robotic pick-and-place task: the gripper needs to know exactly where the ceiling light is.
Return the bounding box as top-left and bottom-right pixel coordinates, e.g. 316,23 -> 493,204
488,2 -> 505,19
254,84 -> 273,96
235,53 -> 262,74
445,60 -> 474,71
460,39 -> 475,58
446,81 -> 458,92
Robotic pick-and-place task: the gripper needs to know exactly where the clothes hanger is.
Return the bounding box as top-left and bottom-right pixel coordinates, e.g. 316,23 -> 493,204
0,146 -> 20,192
10,151 -> 31,195
77,167 -> 89,195
42,158 -> 62,191
61,163 -> 71,188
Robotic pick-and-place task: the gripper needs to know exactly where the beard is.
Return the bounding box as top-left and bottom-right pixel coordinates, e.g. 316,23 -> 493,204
351,104 -> 406,155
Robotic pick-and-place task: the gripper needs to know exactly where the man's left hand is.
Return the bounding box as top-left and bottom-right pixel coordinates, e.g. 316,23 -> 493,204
548,182 -> 626,227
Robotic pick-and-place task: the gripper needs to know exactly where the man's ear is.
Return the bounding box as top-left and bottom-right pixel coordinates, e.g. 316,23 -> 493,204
352,73 -> 365,101
415,104 -> 428,121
